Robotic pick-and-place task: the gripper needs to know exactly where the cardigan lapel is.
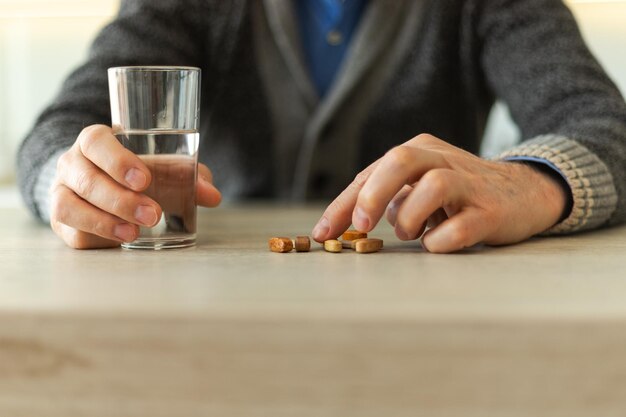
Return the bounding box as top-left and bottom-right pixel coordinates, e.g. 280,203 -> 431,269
262,0 -> 319,110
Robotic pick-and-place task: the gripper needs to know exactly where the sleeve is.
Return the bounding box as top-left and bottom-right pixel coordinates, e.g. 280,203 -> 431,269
33,149 -> 67,223
16,0 -> 221,221
476,0 -> 626,233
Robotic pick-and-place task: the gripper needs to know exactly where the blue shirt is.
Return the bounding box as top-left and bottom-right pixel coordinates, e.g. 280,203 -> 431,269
295,0 -> 368,97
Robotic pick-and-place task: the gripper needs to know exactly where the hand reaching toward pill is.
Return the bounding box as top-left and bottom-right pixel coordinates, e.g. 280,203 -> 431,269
312,134 -> 570,253
50,124 -> 222,249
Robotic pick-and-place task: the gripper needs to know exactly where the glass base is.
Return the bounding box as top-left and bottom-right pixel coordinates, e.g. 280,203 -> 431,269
121,235 -> 196,250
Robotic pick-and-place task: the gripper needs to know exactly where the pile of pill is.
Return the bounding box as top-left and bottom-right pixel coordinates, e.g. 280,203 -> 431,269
269,230 -> 383,254
326,230 -> 384,254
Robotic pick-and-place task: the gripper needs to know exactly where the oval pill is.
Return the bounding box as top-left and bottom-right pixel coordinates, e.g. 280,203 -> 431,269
341,230 -> 368,241
355,238 -> 383,253
350,238 -> 366,250
324,239 -> 343,253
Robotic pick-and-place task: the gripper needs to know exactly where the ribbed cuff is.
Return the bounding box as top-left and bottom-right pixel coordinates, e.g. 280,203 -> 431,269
33,149 -> 66,223
498,135 -> 618,234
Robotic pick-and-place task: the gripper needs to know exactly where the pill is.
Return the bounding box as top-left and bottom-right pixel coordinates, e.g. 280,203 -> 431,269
341,240 -> 353,249
269,237 -> 293,253
341,230 -> 368,241
350,238 -> 365,250
324,239 -> 343,253
295,236 -> 311,252
355,238 -> 384,253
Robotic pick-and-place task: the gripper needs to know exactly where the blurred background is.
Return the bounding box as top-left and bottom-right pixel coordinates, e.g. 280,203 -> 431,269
1,0 -> 625,207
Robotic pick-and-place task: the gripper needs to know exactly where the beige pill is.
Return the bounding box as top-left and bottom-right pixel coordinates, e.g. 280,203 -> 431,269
295,236 -> 311,252
341,240 -> 353,249
269,237 -> 293,253
324,239 -> 343,253
355,238 -> 384,253
350,238 -> 366,250
342,230 -> 368,241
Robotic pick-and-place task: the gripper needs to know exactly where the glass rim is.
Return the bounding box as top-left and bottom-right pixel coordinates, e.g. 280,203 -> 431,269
108,66 -> 200,73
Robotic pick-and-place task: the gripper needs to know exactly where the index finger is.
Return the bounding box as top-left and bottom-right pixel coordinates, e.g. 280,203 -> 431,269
353,145 -> 448,232
312,159 -> 380,242
76,125 -> 151,191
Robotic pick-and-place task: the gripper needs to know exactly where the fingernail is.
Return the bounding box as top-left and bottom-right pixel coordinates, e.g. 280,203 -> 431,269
312,217 -> 330,240
125,168 -> 147,190
114,224 -> 136,242
353,207 -> 370,231
386,201 -> 399,227
135,205 -> 158,226
395,226 -> 410,241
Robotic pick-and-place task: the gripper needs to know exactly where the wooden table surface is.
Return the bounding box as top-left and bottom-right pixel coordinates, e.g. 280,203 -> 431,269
2,205 -> 626,416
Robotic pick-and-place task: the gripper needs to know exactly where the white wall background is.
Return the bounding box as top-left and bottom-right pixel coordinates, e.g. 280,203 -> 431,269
0,0 -> 120,184
481,1 -> 626,156
0,0 -> 625,185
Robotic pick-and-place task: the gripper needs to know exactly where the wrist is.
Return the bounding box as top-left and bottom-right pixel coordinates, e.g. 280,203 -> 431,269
511,161 -> 573,228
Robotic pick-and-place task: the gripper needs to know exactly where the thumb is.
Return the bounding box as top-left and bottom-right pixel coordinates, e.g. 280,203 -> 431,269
197,164 -> 222,207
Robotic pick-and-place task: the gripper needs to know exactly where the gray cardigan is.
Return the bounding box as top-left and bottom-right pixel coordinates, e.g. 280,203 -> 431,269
17,0 -> 626,234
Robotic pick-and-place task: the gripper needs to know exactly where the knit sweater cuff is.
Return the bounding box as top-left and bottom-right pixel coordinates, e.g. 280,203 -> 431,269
33,149 -> 66,223
498,135 -> 618,234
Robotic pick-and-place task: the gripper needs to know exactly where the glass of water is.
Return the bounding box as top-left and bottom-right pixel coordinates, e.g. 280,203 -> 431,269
108,66 -> 201,249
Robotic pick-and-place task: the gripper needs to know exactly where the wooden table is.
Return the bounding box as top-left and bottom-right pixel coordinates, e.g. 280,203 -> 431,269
2,205 -> 626,416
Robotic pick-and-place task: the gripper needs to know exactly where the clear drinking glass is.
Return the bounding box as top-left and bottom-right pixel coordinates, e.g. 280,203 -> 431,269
108,66 -> 201,249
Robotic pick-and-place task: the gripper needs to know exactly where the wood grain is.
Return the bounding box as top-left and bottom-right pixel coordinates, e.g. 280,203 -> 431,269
2,206 -> 626,416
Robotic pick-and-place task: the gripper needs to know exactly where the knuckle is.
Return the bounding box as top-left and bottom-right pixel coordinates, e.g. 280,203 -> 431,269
385,146 -> 414,170
358,189 -> 377,212
406,134 -> 431,146
61,222 -> 114,250
80,124 -> 107,138
50,217 -> 62,236
351,170 -> 370,189
108,194 -> 125,214
421,170 -> 450,198
77,125 -> 106,155
92,219 -> 111,239
107,191 -> 137,217
415,133 -> 436,143
56,151 -> 78,181
74,168 -> 99,198
49,195 -> 64,223
409,134 -> 446,151
56,151 -> 71,171
62,228 -> 83,249
49,186 -> 68,223
67,228 -> 105,250
70,235 -> 91,250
